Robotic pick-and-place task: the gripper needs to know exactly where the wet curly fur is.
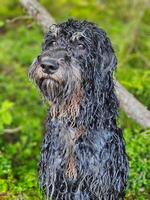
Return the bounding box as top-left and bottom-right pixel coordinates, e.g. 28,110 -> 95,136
29,19 -> 129,200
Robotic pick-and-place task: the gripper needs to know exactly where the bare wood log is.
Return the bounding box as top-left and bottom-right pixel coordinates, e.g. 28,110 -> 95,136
115,81 -> 150,129
20,0 -> 55,33
20,0 -> 150,129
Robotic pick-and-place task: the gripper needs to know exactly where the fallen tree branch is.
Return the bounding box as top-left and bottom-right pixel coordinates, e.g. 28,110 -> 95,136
115,81 -> 150,129
4,126 -> 22,134
20,0 -> 150,129
6,15 -> 31,25
20,0 -> 55,33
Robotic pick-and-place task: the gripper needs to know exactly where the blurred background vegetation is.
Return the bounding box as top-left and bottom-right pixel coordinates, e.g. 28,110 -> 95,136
0,0 -> 150,199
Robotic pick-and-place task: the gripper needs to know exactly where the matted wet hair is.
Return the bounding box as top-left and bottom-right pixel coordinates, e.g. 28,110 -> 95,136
29,19 -> 129,200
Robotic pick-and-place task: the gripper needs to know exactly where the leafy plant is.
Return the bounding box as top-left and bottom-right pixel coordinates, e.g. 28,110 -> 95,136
0,101 -> 13,133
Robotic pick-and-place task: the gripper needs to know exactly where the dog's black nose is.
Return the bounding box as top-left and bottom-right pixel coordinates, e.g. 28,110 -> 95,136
40,57 -> 59,74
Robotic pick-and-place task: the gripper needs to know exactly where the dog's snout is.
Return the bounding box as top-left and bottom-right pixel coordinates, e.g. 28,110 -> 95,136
40,57 -> 59,74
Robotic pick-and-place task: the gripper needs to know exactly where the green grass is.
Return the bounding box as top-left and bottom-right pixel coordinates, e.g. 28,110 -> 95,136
0,0 -> 150,199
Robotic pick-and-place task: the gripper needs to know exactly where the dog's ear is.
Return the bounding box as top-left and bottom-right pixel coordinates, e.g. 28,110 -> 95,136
93,28 -> 117,76
91,27 -> 118,103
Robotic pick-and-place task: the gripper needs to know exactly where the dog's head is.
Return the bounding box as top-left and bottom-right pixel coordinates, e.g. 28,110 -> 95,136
29,19 -> 117,105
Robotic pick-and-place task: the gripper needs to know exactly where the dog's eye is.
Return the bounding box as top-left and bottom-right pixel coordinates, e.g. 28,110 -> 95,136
50,41 -> 57,46
78,44 -> 85,50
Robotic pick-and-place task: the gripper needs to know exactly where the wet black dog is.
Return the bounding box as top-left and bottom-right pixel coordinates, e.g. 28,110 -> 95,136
29,19 -> 129,200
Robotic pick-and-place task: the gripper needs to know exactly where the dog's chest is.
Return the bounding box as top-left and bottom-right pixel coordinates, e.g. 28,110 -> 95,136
47,119 -> 85,179
45,119 -> 115,179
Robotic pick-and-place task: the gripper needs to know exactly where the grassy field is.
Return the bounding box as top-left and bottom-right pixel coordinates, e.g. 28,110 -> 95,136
0,0 -> 150,199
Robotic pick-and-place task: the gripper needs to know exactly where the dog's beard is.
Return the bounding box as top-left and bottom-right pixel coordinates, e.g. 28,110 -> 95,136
39,78 -> 64,102
39,77 -> 81,104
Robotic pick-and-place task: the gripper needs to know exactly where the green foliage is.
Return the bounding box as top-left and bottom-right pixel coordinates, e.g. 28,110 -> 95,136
0,0 -> 149,199
125,129 -> 150,199
0,101 -> 13,133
